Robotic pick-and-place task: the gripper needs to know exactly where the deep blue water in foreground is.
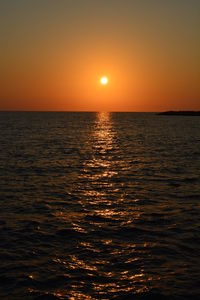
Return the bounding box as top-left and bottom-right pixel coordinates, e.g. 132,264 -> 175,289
0,112 -> 200,300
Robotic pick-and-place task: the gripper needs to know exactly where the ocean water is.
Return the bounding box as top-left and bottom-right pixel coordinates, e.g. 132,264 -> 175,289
0,112 -> 200,300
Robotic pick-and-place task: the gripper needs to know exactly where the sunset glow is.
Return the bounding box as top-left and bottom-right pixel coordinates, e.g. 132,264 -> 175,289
0,0 -> 199,111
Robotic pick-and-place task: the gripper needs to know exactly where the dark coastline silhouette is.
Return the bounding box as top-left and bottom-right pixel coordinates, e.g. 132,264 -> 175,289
158,111 -> 200,116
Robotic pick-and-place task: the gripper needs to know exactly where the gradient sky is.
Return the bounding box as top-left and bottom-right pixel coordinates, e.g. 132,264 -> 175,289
0,0 -> 200,111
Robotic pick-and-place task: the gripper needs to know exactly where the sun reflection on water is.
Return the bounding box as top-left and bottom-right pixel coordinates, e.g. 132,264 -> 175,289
50,112 -> 152,299
82,112 -> 118,187
78,112 -> 121,218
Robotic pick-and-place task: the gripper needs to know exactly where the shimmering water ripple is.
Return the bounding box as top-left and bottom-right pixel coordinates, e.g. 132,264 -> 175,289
0,112 -> 200,300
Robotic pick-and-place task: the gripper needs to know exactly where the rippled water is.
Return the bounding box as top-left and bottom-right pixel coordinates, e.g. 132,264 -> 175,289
0,112 -> 200,300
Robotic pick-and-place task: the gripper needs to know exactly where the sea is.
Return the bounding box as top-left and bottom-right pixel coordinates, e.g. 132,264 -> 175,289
0,112 -> 200,300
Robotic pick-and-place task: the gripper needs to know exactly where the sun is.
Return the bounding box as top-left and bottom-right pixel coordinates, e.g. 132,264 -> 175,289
100,76 -> 109,85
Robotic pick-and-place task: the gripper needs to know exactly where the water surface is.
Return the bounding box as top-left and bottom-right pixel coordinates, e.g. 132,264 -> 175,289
0,112 -> 200,299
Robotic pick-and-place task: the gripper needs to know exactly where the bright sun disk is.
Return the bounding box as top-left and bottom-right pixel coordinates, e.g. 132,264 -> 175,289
100,76 -> 108,85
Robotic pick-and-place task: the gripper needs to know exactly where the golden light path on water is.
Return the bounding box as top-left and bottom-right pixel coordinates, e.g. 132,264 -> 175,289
52,112 -> 155,299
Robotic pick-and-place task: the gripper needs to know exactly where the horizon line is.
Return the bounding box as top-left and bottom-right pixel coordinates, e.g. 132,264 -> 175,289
0,110 -> 200,113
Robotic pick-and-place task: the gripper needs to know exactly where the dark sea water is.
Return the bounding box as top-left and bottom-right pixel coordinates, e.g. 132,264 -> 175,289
0,112 -> 200,300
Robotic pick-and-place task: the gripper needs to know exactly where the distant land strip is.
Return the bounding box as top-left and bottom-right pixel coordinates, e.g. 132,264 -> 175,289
158,111 -> 200,116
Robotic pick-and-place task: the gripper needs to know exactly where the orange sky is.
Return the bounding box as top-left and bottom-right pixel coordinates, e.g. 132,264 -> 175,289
0,0 -> 199,111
